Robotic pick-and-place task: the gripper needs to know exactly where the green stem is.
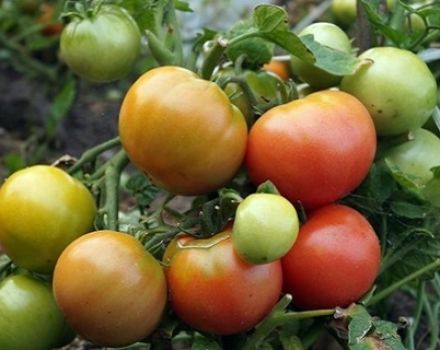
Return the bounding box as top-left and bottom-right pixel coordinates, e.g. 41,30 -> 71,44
68,137 -> 120,175
101,150 -> 129,231
369,259 -> 440,306
405,281 -> 425,350
165,0 -> 184,66
384,1 -> 406,46
200,38 -> 228,80
145,30 -> 176,66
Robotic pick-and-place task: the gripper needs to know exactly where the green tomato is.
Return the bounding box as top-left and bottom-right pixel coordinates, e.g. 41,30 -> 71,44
0,274 -> 68,350
341,47 -> 437,136
383,128 -> 440,187
232,193 -> 299,264
60,5 -> 141,82
331,0 -> 395,25
0,165 -> 96,273
290,22 -> 352,89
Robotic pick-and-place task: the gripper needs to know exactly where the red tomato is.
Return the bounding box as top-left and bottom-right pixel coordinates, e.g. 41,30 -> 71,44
282,204 -> 381,309
246,90 -> 376,209
53,230 -> 167,347
166,230 -> 282,335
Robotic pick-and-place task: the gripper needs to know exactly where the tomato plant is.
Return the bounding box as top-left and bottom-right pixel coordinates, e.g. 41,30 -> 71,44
282,204 -> 381,310
232,193 -> 299,264
341,47 -> 437,136
0,165 -> 96,273
53,230 -> 167,347
0,273 -> 70,350
165,230 -> 283,335
246,90 -> 376,209
60,4 -> 141,82
119,66 -> 248,195
263,59 -> 291,80
290,22 -> 352,88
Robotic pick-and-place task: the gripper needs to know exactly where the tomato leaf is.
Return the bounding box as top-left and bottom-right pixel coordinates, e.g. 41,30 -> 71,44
191,333 -> 222,350
174,0 -> 192,12
253,5 -> 359,76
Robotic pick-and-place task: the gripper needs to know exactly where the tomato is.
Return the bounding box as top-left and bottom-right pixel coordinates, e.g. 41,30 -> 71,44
232,193 -> 299,264
331,0 -> 395,25
37,3 -> 63,36
60,5 -> 141,82
0,273 -> 69,350
246,90 -> 376,209
282,204 -> 381,309
216,68 -> 288,123
341,47 -> 437,136
119,66 -> 248,195
0,165 -> 96,273
166,230 -> 282,335
383,128 -> 440,187
290,22 -> 352,89
263,59 -> 291,81
53,230 -> 167,347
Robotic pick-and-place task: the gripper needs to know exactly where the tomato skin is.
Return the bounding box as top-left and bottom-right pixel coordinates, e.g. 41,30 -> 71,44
60,5 -> 141,82
0,273 -> 68,350
166,230 -> 282,335
341,47 -> 437,136
246,90 -> 376,209
0,165 -> 96,273
263,59 -> 291,81
232,193 -> 299,264
290,22 -> 352,89
282,204 -> 381,310
53,230 -> 167,347
119,66 -> 248,195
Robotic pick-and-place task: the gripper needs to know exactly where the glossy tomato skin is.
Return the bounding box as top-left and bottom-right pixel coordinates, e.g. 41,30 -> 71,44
60,5 -> 140,82
166,230 -> 282,335
282,204 -> 381,310
341,47 -> 437,136
290,22 -> 352,89
0,273 -> 68,350
53,230 -> 167,347
232,193 -> 299,264
0,165 -> 96,273
119,66 -> 248,195
246,90 -> 376,209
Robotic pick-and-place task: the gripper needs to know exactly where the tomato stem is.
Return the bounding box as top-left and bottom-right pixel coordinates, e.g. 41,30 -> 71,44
145,30 -> 176,66
68,137 -> 120,175
369,258 -> 440,306
200,37 -> 228,80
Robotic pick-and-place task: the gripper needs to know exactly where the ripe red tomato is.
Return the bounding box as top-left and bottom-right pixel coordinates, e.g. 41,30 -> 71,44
119,66 -> 248,195
246,90 -> 376,209
53,230 -> 167,347
282,204 -> 381,309
165,230 -> 282,335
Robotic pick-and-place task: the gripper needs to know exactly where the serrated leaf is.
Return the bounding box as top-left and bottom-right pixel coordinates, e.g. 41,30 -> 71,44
345,305 -> 373,345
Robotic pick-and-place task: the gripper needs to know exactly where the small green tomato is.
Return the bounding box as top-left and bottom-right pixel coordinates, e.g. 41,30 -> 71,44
232,193 -> 299,264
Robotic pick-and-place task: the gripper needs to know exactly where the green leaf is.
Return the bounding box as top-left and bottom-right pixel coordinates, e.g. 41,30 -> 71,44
44,78 -> 76,139
191,333 -> 222,350
174,0 -> 192,12
389,201 -> 430,219
3,152 -> 26,175
345,305 -> 373,345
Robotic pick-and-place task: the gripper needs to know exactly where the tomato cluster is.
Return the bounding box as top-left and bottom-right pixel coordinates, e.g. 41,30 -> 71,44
1,1 -> 439,348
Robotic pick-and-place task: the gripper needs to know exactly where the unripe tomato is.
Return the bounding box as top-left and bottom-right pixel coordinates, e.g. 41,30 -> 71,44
246,90 -> 376,209
0,165 -> 96,273
232,193 -> 299,264
383,128 -> 440,186
0,273 -> 68,350
341,47 -> 437,136
290,22 -> 352,89
60,5 -> 141,82
331,0 -> 395,25
166,230 -> 282,335
282,204 -> 381,309
119,66 -> 248,195
53,230 -> 167,347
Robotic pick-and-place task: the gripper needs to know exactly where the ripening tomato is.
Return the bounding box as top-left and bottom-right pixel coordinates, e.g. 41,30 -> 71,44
60,5 -> 141,82
282,204 -> 381,309
246,90 -> 376,209
341,47 -> 437,136
119,66 -> 248,195
290,22 -> 352,89
263,59 -> 291,80
232,193 -> 299,264
0,273 -> 69,350
0,165 -> 96,273
165,230 -> 282,335
53,230 -> 167,347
